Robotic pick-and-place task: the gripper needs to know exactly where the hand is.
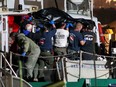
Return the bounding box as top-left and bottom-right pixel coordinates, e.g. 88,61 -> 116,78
69,23 -> 73,27
84,38 -> 87,42
23,30 -> 30,35
35,28 -> 40,32
28,16 -> 33,21
66,23 -> 73,29
38,24 -> 44,28
66,23 -> 70,29
21,52 -> 26,57
49,20 -> 55,25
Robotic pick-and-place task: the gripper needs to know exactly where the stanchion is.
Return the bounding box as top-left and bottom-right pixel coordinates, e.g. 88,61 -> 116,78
10,51 -> 12,75
62,57 -> 67,87
79,51 -> 83,79
56,57 -> 61,80
19,60 -> 23,87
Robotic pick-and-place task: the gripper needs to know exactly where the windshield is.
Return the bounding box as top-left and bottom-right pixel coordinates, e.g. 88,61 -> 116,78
67,0 -> 91,16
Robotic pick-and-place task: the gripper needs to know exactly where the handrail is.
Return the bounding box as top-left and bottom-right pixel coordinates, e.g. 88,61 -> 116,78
0,53 -> 18,77
1,50 -> 115,82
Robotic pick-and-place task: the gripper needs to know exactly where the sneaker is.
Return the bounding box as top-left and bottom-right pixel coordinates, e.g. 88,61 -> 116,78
33,78 -> 38,82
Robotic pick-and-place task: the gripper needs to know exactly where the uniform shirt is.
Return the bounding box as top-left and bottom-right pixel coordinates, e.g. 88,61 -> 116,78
81,31 -> 96,53
54,29 -> 69,47
39,29 -> 56,50
68,30 -> 83,51
24,31 -> 42,44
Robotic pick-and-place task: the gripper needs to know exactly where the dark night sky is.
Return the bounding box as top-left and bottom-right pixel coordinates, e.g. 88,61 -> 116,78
93,8 -> 116,24
94,0 -> 116,9
93,0 -> 116,24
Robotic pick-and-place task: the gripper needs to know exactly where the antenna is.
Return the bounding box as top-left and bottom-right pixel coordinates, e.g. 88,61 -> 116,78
54,0 -> 59,9
89,0 -> 93,20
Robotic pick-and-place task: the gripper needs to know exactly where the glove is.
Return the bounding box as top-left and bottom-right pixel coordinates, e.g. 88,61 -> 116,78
35,28 -> 40,32
28,16 -> 33,21
23,30 -> 30,36
83,38 -> 87,42
21,52 -> 26,57
66,23 -> 70,29
69,23 -> 73,27
38,24 -> 44,28
49,20 -> 55,25
66,23 -> 73,29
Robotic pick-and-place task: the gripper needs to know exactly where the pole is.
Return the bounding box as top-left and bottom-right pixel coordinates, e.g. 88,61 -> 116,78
89,0 -> 97,87
19,60 -> 23,87
1,53 -> 18,77
79,51 -> 82,79
62,57 -> 66,87
90,0 -> 93,20
54,0 -> 59,9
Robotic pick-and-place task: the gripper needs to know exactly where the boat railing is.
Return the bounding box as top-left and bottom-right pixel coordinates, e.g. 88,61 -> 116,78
5,50 -> 116,83
0,51 -> 32,87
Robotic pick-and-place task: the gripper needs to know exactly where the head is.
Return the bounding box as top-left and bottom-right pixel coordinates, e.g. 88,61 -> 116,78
44,26 -> 49,32
25,24 -> 33,32
8,16 -> 14,26
57,22 -> 66,29
9,27 -> 13,34
75,22 -> 83,31
9,32 -> 18,45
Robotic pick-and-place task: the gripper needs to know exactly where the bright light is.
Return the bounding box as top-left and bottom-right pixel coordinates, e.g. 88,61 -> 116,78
106,0 -> 111,3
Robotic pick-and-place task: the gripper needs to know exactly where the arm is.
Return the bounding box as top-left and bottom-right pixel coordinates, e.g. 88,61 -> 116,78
23,40 -> 29,53
78,33 -> 86,46
49,20 -> 56,29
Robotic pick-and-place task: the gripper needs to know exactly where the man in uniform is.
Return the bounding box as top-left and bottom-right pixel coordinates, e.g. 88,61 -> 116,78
38,20 -> 56,81
81,22 -> 96,60
68,21 -> 86,60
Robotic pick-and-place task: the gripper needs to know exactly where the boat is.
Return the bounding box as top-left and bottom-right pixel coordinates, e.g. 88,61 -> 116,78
0,0 -> 116,87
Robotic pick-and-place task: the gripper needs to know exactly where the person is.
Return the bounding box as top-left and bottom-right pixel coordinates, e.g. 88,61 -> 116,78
8,16 -> 20,33
36,20 -> 56,81
22,23 -> 42,44
54,22 -> 69,55
67,21 -> 86,60
81,23 -> 96,60
10,33 -> 41,81
53,22 -> 70,81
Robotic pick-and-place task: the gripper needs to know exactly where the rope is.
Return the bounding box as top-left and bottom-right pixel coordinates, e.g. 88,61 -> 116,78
12,64 -> 57,71
10,59 -> 116,78
12,61 -> 110,72
1,50 -> 116,80
11,51 -> 116,59
67,71 -> 109,79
